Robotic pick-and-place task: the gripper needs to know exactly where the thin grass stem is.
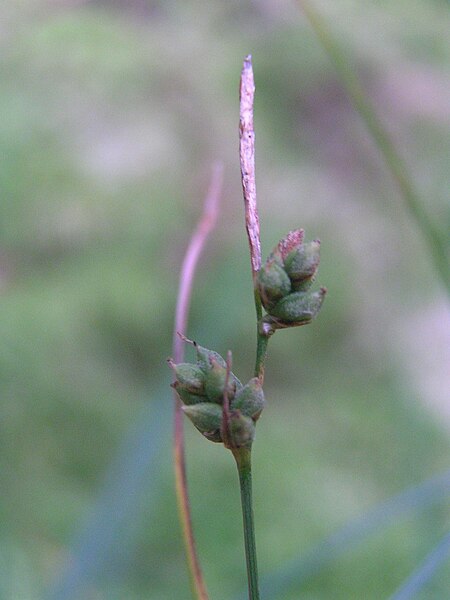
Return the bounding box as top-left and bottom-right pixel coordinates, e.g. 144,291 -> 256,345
299,0 -> 450,295
172,162 -> 223,600
233,448 -> 260,600
238,55 -> 266,599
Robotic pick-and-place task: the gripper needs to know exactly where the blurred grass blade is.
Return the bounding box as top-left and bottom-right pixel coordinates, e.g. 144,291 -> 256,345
299,0 -> 450,295
388,530 -> 450,600
172,162 -> 222,600
234,469 -> 450,599
46,384 -> 171,600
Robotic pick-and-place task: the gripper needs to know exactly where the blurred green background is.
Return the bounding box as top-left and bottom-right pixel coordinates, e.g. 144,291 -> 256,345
1,1 -> 449,599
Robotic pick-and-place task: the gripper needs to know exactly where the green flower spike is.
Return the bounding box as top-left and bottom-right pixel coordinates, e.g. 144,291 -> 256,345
258,230 -> 326,333
170,338 -> 265,447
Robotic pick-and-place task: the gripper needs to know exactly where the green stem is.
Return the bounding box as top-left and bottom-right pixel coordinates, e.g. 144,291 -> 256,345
300,0 -> 450,295
253,282 -> 270,382
253,280 -> 263,323
233,447 -> 260,600
254,331 -> 269,381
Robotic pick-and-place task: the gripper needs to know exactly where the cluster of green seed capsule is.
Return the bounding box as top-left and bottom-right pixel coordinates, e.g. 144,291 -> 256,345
169,339 -> 265,448
170,230 -> 325,445
258,229 -> 326,332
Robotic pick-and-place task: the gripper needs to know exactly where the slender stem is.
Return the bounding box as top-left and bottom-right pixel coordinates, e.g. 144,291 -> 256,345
253,283 -> 263,323
174,419 -> 208,600
233,447 -> 260,600
252,288 -> 270,382
172,162 -> 223,600
254,327 -> 269,382
299,0 -> 450,295
238,54 -> 268,599
221,350 -> 233,448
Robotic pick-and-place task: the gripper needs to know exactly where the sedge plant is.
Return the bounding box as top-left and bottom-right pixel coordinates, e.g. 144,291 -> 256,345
169,56 -> 326,600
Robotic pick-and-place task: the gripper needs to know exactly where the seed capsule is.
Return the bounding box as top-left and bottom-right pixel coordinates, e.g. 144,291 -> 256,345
231,378 -> 265,421
204,358 -> 240,403
168,360 -> 205,394
228,411 -> 256,448
284,240 -> 321,289
182,402 -> 223,437
171,382 -> 209,406
258,259 -> 292,310
194,343 -> 227,373
277,229 -> 305,260
267,288 -> 326,327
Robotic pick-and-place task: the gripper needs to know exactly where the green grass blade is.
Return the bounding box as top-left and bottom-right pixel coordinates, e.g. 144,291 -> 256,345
234,469 -> 450,599
388,530 -> 450,600
299,0 -> 450,295
46,384 -> 171,600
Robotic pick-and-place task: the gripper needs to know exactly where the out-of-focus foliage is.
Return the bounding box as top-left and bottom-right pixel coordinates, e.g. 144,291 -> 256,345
0,1 -> 449,599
